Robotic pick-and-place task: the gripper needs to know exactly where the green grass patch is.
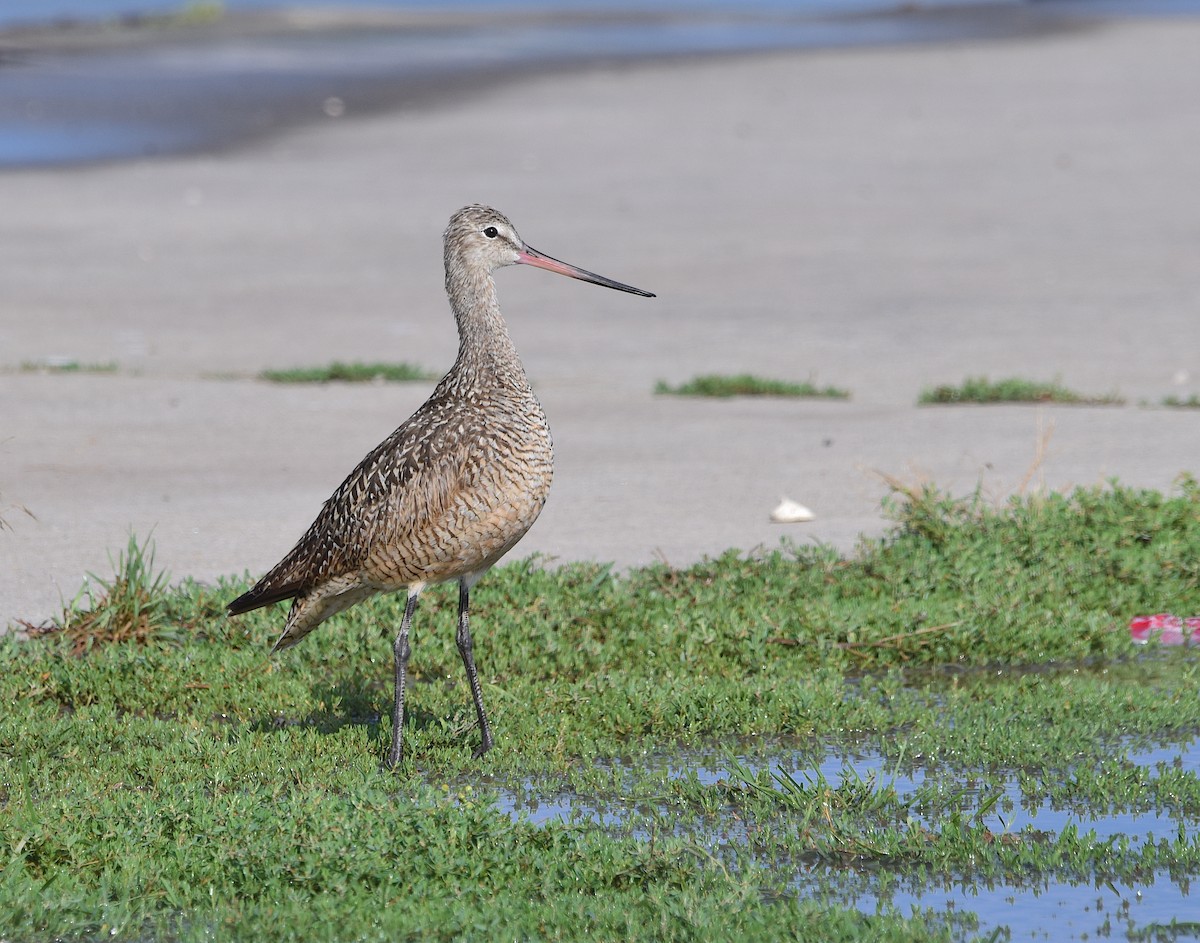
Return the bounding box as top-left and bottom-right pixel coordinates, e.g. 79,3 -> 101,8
111,0 -> 225,28
920,375 -> 1124,406
1162,394 -> 1200,409
655,373 -> 850,399
259,361 -> 438,384
4,477 -> 1200,939
18,360 -> 119,375
170,0 -> 225,24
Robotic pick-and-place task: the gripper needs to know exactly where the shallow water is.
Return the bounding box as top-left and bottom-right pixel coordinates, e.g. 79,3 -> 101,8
492,735 -> 1200,940
5,0 -> 1200,168
8,0 -> 1200,32
844,872 -> 1195,941
0,0 -> 1024,32
0,5 -> 1042,168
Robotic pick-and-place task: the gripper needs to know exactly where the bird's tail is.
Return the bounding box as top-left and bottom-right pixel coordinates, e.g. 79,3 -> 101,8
227,579 -> 303,617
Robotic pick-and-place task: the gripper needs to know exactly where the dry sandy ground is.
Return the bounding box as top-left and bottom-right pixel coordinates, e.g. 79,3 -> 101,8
3,16 -> 1199,630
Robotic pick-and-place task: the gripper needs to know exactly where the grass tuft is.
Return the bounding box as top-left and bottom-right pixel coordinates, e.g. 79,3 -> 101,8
1162,394 -> 1200,409
919,375 -> 1124,406
19,360 -> 118,374
655,373 -> 850,399
35,534 -> 190,655
259,361 -> 438,384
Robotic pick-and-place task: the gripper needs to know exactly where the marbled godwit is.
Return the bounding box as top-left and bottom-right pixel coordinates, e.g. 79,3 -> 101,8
227,205 -> 654,767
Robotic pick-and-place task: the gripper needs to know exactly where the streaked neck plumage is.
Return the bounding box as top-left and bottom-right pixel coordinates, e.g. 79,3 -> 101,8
444,249 -> 527,387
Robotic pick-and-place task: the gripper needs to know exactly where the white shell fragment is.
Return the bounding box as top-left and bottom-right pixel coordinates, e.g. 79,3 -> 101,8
770,498 -> 815,524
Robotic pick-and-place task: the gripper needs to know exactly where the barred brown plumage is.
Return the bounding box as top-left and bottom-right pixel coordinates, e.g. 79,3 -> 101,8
227,205 -> 654,768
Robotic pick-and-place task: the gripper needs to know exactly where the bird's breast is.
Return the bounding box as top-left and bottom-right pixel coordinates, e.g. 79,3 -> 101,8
363,390 -> 553,588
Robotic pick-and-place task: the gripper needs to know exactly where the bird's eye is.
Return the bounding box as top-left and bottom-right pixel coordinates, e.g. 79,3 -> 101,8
483,226 -> 498,239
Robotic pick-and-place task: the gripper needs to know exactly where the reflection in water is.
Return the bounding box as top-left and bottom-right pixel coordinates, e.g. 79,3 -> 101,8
490,736 -> 1200,941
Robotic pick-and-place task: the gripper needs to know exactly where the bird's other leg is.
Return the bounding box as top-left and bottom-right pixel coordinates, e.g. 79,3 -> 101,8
456,579 -> 494,759
386,590 -> 420,770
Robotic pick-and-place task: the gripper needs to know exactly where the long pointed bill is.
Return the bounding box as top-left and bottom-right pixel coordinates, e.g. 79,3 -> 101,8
517,245 -> 655,297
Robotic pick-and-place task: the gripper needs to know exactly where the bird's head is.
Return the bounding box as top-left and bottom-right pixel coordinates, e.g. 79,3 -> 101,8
444,204 -> 655,297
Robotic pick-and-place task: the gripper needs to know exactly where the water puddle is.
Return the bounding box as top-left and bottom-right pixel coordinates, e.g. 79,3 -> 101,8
489,735 -> 1200,941
861,875 -> 1194,941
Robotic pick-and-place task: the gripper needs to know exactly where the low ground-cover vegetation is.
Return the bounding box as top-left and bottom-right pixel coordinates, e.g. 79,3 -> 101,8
17,360 -> 119,374
259,361 -> 437,384
655,373 -> 850,399
919,376 -> 1124,406
3,477 -> 1200,940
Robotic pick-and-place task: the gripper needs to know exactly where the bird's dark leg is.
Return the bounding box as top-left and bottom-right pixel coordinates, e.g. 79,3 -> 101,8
386,592 -> 420,769
456,579 -> 494,758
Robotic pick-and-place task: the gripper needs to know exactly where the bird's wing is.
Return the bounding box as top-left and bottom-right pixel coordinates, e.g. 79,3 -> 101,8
226,394 -> 475,616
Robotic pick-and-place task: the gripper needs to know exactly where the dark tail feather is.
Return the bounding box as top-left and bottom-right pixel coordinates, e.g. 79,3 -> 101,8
227,580 -> 304,616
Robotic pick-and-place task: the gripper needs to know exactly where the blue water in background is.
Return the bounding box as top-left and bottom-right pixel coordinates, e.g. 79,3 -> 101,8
0,0 -> 1009,30
2,0 -> 1199,167
0,0 -> 998,167
6,0 -> 1200,29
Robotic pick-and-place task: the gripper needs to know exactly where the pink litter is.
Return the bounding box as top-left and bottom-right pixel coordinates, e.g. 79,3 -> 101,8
1129,614 -> 1200,646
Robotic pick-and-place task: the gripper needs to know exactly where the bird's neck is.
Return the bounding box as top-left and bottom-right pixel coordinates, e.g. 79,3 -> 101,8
446,266 -> 528,386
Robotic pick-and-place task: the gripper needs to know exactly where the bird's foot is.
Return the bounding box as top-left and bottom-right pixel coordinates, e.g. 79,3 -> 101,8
472,735 -> 493,760
385,743 -> 403,770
